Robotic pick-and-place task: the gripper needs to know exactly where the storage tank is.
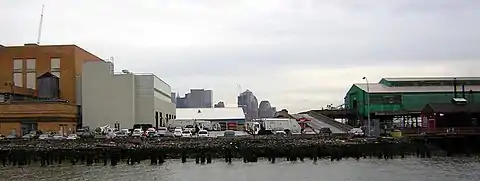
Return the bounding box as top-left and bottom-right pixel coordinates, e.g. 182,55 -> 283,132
36,72 -> 60,99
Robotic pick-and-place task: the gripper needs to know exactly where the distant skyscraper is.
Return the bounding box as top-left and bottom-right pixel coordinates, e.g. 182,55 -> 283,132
259,100 -> 275,118
214,101 -> 225,108
237,90 -> 258,120
176,96 -> 188,108
176,89 -> 213,108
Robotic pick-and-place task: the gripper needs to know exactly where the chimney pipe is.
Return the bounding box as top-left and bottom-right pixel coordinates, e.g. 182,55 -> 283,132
462,84 -> 466,98
453,78 -> 457,98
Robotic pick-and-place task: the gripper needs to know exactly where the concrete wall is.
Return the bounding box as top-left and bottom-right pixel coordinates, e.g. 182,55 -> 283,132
82,62 -> 175,129
154,95 -> 176,126
134,75 -> 175,126
134,75 -> 155,125
82,61 -> 136,129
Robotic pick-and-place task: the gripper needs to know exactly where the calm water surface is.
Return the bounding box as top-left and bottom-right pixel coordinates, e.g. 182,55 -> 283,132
1,157 -> 479,181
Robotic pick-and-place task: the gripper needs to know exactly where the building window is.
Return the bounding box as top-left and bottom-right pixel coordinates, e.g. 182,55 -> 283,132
26,59 -> 35,71
13,59 -> 23,87
13,59 -> 23,72
51,58 -> 61,78
25,59 -> 36,89
13,73 -> 23,87
26,72 -> 36,89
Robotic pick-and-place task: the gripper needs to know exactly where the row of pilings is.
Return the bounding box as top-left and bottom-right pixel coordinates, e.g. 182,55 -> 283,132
0,136 -> 438,167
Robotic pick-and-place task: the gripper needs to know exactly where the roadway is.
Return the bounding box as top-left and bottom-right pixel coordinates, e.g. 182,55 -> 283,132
291,114 -> 346,134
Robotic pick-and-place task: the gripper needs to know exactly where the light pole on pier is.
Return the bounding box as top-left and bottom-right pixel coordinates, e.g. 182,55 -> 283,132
362,77 -> 371,137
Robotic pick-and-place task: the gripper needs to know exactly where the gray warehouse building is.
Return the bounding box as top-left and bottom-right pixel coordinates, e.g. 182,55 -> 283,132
81,61 -> 176,129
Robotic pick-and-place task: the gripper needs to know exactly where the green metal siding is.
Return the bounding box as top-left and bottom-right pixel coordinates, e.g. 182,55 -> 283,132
402,93 -> 453,111
345,85 -> 367,116
345,84 -> 480,117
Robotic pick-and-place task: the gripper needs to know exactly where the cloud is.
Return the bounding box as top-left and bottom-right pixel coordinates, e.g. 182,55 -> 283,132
1,0 -> 479,112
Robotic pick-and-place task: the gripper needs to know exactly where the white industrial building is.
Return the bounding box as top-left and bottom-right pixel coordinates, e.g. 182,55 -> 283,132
176,107 -> 245,130
81,61 -> 176,129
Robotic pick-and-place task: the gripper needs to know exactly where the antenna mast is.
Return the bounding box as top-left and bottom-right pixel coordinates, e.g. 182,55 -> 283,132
237,84 -> 242,94
36,5 -> 45,44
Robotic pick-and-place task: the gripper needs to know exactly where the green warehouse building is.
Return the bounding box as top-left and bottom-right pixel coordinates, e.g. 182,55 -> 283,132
344,77 -> 480,126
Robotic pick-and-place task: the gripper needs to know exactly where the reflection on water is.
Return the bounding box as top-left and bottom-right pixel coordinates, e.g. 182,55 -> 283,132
1,157 -> 479,181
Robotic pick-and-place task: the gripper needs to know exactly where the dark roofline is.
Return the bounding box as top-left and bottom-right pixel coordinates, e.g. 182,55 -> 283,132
382,77 -> 480,81
422,103 -> 480,114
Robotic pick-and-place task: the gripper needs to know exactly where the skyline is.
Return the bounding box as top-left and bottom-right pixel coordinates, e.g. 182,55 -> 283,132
1,0 -> 479,113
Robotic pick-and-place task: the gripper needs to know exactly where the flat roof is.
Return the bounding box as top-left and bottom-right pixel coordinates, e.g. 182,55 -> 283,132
355,83 -> 480,93
382,77 -> 480,82
4,43 -> 103,61
176,107 -> 245,120
134,73 -> 171,87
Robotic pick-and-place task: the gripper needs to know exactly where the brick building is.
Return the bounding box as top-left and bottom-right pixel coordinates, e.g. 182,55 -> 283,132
0,43 -> 103,136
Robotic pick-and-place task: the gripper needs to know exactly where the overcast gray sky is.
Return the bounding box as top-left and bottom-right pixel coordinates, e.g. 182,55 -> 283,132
1,0 -> 479,112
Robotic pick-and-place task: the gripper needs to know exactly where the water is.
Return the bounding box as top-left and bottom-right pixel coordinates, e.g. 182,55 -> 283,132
1,157 -> 479,181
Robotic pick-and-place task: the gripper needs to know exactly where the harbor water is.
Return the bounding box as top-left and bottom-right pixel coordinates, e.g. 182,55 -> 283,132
1,157 -> 479,181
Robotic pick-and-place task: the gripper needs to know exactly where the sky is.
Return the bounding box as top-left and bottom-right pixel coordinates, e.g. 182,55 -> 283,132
1,0 -> 480,113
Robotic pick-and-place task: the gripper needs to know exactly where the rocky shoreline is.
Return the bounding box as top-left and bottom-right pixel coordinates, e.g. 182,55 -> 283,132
0,136 -> 435,166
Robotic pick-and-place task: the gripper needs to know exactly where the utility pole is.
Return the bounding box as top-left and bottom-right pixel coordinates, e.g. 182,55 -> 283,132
362,77 -> 371,137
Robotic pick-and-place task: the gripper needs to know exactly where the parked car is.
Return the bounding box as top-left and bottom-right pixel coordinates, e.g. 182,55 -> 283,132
120,128 -> 131,135
115,131 -> 129,138
302,128 -> 317,135
156,127 -> 168,137
77,129 -> 94,138
131,129 -> 143,137
349,128 -> 364,137
145,128 -> 156,138
38,134 -> 51,140
184,125 -> 195,133
181,130 -> 192,137
198,130 -> 209,137
22,134 -> 36,140
319,127 -> 333,136
6,135 -> 17,139
164,131 -> 175,137
223,130 -> 235,137
66,134 -> 80,140
52,134 -> 66,140
173,128 -> 183,137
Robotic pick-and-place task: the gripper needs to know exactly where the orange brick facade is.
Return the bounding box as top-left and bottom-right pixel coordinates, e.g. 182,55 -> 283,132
0,44 -> 103,136
0,44 -> 103,103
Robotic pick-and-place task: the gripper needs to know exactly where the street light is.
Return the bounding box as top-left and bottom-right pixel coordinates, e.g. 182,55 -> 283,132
362,77 -> 371,137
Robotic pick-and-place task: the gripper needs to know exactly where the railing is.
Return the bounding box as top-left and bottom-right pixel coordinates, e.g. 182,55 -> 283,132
402,127 -> 480,135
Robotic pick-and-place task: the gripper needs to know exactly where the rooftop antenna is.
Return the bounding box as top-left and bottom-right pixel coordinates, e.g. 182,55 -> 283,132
36,5 -> 45,44
237,84 -> 242,94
